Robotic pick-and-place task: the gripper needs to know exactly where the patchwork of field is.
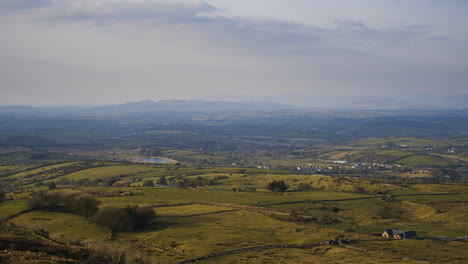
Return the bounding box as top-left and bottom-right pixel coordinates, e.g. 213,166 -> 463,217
61,165 -> 157,181
11,210 -> 110,242
3,187 -> 467,263
354,137 -> 454,147
396,154 -> 455,166
299,148 -> 460,168
410,184 -> 468,193
0,166 -> 15,171
3,162 -> 79,180
1,160 -> 467,263
122,205 -> 322,260
0,200 -> 28,219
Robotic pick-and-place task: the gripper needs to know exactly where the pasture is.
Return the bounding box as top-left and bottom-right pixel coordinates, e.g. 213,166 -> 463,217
1,161 -> 467,263
396,155 -> 455,166
354,137 -> 453,147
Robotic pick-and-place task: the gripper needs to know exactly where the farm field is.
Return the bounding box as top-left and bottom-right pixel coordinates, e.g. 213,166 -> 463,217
3,162 -> 79,179
0,200 -> 28,219
1,132 -> 467,263
1,2 -> 468,260
1,161 -> 467,263
354,137 -> 454,147
396,154 -> 455,166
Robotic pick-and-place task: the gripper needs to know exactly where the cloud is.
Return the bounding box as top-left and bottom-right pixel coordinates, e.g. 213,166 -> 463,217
0,0 -> 466,105
1,0 -> 216,23
0,0 -> 52,11
0,0 -> 428,52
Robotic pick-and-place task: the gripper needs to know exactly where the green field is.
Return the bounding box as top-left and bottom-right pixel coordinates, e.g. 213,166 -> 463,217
355,240 -> 468,263
4,162 -> 79,179
396,155 -> 455,166
0,166 -> 15,171
122,204 -> 323,259
61,165 -> 158,180
0,200 -> 28,220
11,210 -> 110,243
355,137 -> 453,147
374,150 -> 413,158
410,184 -> 468,193
1,160 -> 467,263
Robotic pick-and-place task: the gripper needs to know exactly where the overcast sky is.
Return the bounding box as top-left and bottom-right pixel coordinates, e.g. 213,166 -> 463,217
1,0 -> 467,106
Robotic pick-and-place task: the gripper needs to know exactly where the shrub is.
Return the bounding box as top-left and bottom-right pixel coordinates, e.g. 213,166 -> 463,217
125,205 -> 156,230
85,241 -> 162,264
86,241 -> 128,264
156,176 -> 167,185
72,194 -> 101,217
142,179 -> 154,187
45,190 -> 62,207
28,194 -> 46,209
61,191 -> 83,209
266,180 -> 289,192
297,182 -> 312,190
0,190 -> 5,203
56,177 -> 71,186
112,180 -> 132,187
48,182 -> 57,191
354,185 -> 366,194
316,215 -> 341,225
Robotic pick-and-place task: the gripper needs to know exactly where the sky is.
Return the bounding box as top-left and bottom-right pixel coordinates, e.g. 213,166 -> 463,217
0,0 -> 467,107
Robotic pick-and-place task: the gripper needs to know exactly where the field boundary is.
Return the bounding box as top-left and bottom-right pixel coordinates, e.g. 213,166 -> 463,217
177,244 -> 304,263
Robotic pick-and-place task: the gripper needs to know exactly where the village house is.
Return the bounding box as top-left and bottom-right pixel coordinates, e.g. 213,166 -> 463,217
382,229 -> 418,239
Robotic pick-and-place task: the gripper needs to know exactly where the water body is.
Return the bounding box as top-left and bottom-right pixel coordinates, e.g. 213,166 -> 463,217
136,157 -> 172,163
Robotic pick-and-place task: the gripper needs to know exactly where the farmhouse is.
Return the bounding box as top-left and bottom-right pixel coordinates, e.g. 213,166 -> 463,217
382,229 -> 417,239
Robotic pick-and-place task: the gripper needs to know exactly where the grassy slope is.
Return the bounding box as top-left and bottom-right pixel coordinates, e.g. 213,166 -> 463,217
1,161 -> 466,264
4,162 -> 79,179
123,205 -> 323,258
198,246 -> 413,264
10,210 -> 109,243
0,200 -> 28,219
3,186 -> 466,263
355,240 -> 468,263
62,165 -> 158,180
98,188 -> 368,206
396,155 -> 455,166
410,184 -> 468,193
0,166 -> 15,171
355,137 -> 453,147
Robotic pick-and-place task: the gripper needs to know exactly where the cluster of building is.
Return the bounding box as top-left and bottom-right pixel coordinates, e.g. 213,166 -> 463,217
295,160 -> 403,174
382,229 -> 418,239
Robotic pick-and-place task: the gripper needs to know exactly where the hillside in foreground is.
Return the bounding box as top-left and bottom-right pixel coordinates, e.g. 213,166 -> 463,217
1,160 -> 467,264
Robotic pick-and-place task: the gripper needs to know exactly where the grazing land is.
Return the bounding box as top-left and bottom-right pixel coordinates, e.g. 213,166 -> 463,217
1,108 -> 467,263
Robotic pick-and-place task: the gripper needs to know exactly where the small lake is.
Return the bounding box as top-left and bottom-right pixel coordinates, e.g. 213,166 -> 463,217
136,157 -> 173,163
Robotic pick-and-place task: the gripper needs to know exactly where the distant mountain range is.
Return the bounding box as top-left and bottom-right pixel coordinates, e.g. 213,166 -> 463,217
344,95 -> 468,110
200,93 -> 468,110
345,98 -> 431,110
1,95 -> 467,113
95,99 -> 296,112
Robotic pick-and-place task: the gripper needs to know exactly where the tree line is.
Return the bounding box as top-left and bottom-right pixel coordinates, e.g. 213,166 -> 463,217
28,190 -> 156,233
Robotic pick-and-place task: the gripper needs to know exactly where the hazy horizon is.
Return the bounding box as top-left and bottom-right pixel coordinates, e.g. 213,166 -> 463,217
1,0 -> 467,107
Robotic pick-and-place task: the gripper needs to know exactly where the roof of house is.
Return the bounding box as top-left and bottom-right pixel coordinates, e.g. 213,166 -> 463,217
384,229 -> 404,235
399,231 -> 418,238
384,229 -> 417,238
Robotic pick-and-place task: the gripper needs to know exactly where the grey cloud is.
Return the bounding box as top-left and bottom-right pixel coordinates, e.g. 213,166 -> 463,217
1,0 -> 428,54
334,19 -> 368,30
406,24 -> 434,31
331,19 -> 430,47
0,0 -> 52,11
0,0 -> 466,106
2,0 -> 217,24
